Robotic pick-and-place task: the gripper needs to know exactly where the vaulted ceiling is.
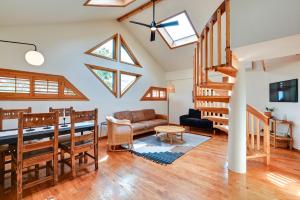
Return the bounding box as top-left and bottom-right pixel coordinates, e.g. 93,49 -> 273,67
0,0 -> 223,72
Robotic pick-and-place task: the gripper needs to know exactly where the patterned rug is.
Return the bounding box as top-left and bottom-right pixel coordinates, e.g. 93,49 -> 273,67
130,133 -> 210,165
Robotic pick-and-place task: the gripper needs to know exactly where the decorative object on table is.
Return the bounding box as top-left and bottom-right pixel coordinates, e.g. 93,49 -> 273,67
264,107 -> 275,118
25,127 -> 35,132
0,39 -> 44,66
49,107 -> 73,128
154,125 -> 186,144
180,109 -> 213,131
167,81 -> 176,124
270,118 -> 294,150
130,133 -> 210,165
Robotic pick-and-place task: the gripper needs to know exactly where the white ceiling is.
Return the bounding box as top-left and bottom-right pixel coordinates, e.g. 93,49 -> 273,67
0,0 -> 223,72
235,34 -> 300,62
0,0 -> 148,26
122,0 -> 223,71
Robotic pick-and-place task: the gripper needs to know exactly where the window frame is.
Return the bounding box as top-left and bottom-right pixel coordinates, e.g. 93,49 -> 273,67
85,33 -> 118,61
119,70 -> 141,97
140,86 -> 167,101
83,0 -> 136,7
0,68 -> 88,101
86,64 -> 118,97
119,35 -> 142,68
157,11 -> 199,49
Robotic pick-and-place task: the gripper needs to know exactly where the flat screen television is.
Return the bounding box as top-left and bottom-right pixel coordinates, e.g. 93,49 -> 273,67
269,79 -> 298,102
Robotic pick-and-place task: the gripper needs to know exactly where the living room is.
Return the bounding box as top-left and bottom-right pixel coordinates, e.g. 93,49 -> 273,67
0,0 -> 300,200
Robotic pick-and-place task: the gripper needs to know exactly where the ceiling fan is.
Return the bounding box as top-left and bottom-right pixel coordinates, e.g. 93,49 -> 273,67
130,0 -> 179,42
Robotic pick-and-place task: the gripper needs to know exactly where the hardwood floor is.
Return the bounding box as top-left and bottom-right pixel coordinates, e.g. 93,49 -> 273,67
2,133 -> 300,200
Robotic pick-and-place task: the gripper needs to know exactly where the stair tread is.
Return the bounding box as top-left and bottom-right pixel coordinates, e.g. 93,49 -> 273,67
202,116 -> 229,125
196,96 -> 230,103
199,107 -> 229,114
214,125 -> 229,133
200,82 -> 234,90
209,64 -> 237,77
203,116 -> 229,120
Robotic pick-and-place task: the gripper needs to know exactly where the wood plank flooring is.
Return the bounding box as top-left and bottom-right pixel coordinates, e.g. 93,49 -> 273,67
2,133 -> 300,200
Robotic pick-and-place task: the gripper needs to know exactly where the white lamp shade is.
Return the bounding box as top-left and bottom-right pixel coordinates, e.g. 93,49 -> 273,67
25,50 -> 44,66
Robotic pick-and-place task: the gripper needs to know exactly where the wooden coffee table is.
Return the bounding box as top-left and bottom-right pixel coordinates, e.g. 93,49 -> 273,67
154,125 -> 186,144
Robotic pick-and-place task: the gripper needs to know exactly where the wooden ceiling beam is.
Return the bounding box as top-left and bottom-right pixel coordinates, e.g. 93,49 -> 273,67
117,0 -> 163,22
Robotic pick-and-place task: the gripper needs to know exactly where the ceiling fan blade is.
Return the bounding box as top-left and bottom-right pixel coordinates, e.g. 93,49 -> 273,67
130,21 -> 151,28
150,30 -> 156,42
157,21 -> 179,28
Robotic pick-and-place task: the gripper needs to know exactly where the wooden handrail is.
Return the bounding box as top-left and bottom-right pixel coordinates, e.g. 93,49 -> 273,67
200,2 -> 226,38
246,104 -> 270,165
247,104 -> 269,124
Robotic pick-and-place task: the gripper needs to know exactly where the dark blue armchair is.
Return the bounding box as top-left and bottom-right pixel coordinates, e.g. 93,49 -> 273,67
180,109 -> 213,131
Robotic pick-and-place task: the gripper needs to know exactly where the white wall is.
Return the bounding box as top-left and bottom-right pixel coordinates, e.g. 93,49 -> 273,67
166,69 -> 222,124
231,0 -> 300,49
246,56 -> 300,150
0,20 -> 167,133
166,69 -> 194,124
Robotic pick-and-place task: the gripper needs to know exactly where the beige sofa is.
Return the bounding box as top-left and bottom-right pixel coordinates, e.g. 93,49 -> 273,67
113,109 -> 168,135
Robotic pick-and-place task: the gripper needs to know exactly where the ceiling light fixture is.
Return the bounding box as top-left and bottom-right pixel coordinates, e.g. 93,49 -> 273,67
0,40 -> 45,66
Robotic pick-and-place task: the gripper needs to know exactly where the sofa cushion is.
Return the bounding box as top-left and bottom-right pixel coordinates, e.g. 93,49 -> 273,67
184,118 -> 213,130
132,122 -> 147,132
144,119 -> 168,129
188,109 -> 201,119
131,110 -> 146,123
143,109 -> 156,121
114,111 -> 133,122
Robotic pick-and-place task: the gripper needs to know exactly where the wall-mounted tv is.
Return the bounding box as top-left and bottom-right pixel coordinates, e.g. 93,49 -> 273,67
269,79 -> 298,102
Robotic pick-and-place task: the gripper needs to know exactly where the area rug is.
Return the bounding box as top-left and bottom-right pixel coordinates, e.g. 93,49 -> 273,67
130,133 -> 210,165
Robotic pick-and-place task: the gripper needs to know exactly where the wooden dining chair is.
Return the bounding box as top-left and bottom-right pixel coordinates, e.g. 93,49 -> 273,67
11,112 -> 59,200
0,107 -> 31,190
49,107 -> 73,126
60,109 -> 98,178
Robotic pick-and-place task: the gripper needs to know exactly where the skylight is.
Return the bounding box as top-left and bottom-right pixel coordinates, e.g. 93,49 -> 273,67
84,0 -> 135,7
158,11 -> 198,49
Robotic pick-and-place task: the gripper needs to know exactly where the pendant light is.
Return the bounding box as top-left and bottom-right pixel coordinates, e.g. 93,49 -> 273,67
0,40 -> 45,66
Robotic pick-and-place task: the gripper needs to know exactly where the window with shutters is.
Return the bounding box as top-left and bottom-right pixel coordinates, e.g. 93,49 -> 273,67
141,86 -> 167,101
0,68 -> 88,101
0,76 -> 30,94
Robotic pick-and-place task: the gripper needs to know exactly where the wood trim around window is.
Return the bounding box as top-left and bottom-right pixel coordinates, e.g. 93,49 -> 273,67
83,0 -> 136,7
85,64 -> 118,97
119,70 -> 141,97
140,86 -> 167,101
85,33 -> 119,61
157,10 -> 199,49
0,68 -> 89,101
119,35 -> 142,68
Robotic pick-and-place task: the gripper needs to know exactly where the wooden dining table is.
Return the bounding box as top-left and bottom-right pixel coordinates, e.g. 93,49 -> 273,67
0,122 -> 97,145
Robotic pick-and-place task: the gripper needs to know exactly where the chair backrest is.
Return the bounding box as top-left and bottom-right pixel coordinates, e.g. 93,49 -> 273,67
0,107 -> 32,131
70,109 -> 98,149
17,112 -> 59,164
49,107 -> 73,117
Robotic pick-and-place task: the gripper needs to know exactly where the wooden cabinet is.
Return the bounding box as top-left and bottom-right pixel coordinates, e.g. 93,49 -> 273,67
270,119 -> 293,150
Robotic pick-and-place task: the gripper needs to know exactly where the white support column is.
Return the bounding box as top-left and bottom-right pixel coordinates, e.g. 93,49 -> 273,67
228,63 -> 247,174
